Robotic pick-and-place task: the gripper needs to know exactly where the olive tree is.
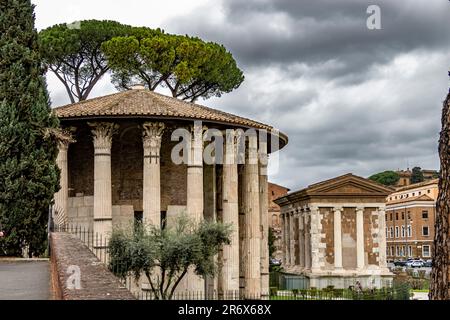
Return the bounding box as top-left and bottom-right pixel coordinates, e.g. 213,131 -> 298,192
109,216 -> 232,300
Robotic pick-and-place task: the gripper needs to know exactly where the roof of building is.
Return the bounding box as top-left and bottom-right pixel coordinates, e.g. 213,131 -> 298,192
394,179 -> 439,192
268,182 -> 291,192
53,89 -> 288,145
387,194 -> 434,205
274,173 -> 394,205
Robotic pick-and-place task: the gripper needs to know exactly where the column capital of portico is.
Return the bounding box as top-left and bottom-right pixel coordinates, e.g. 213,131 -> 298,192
142,122 -> 165,151
333,206 -> 343,213
89,122 -> 119,151
356,206 -> 365,213
55,127 -> 77,151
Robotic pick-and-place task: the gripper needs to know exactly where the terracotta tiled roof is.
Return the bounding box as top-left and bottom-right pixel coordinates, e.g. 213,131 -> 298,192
54,89 -> 284,135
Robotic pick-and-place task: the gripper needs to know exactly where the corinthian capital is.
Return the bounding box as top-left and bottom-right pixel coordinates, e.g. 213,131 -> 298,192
142,122 -> 165,151
89,122 -> 119,150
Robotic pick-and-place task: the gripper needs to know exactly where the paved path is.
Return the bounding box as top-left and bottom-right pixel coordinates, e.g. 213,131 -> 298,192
0,260 -> 50,300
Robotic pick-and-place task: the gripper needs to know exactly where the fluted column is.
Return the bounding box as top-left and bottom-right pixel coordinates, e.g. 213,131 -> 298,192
377,206 -> 388,268
89,122 -> 118,242
280,213 -> 286,264
285,211 -> 291,266
289,211 -> 296,266
333,207 -> 343,270
53,132 -> 75,228
356,206 -> 365,270
304,209 -> 311,270
258,139 -> 269,299
142,122 -> 165,227
298,210 -> 305,268
220,130 -> 239,296
310,206 -> 322,272
187,123 -> 205,222
243,134 -> 261,298
186,122 -> 206,292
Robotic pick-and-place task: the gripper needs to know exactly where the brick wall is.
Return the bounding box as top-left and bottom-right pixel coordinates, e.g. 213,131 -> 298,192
68,121 -> 189,214
50,232 -> 135,300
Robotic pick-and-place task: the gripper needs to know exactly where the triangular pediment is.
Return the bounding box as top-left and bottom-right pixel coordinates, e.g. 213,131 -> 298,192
307,173 -> 393,196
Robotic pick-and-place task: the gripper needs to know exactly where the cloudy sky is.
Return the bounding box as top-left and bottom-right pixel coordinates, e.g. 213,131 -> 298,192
32,0 -> 450,191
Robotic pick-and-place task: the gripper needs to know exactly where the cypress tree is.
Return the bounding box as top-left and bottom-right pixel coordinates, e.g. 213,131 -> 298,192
0,0 -> 60,257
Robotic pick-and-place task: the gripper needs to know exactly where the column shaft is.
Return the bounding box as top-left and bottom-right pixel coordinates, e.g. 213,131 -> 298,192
259,140 -> 269,298
243,134 -> 261,298
334,207 -> 343,269
304,211 -> 311,270
54,141 -> 70,228
298,212 -> 305,268
220,132 -> 240,296
142,122 -> 165,226
289,213 -> 296,266
356,207 -> 365,270
378,207 -> 388,268
89,122 -> 118,243
186,123 -> 205,292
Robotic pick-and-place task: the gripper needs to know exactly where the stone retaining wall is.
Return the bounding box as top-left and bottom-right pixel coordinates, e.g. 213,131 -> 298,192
50,232 -> 135,300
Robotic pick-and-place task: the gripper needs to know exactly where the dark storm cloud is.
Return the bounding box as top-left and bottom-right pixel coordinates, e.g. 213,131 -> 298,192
166,0 -> 450,79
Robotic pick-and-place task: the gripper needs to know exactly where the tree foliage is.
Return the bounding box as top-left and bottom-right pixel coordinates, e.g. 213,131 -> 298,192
102,33 -> 245,102
38,20 -> 139,103
368,171 -> 400,186
0,0 -> 60,257
109,216 -> 232,300
410,167 -> 425,184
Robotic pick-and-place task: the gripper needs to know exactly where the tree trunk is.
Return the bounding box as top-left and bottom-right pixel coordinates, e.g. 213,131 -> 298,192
430,92 -> 450,300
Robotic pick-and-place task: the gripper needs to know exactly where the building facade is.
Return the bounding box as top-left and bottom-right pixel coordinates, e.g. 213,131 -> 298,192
275,174 -> 393,289
268,183 -> 290,260
385,179 -> 438,261
52,87 -> 288,298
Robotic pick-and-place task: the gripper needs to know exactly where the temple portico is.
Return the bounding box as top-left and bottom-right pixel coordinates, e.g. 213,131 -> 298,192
275,174 -> 393,289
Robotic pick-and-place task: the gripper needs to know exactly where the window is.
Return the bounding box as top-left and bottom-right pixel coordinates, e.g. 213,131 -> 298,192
407,225 -> 412,237
422,245 -> 431,258
401,212 -> 405,220
386,227 -> 389,238
422,211 -> 429,219
408,246 -> 413,257
395,226 -> 399,238
428,190 -> 431,194
418,191 -> 421,195
401,226 -> 405,238
396,212 -> 399,220
412,192 -> 415,196
401,246 -> 406,257
390,227 -> 394,238
391,246 -> 394,256
422,226 -> 429,236
396,246 -> 400,256
390,213 -> 393,221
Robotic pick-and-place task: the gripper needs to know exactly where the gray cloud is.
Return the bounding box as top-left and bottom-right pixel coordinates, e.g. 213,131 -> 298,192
35,0 -> 449,191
